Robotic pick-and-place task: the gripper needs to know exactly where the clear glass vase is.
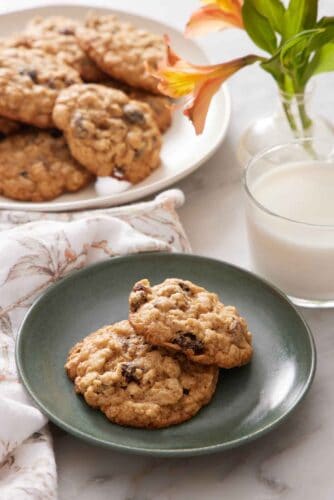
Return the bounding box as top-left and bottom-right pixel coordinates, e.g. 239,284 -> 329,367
237,85 -> 334,165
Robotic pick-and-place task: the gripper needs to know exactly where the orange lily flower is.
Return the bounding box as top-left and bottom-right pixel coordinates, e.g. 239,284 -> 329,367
155,41 -> 259,134
185,0 -> 244,37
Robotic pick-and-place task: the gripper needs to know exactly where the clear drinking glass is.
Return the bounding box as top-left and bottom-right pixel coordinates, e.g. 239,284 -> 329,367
243,138 -> 334,308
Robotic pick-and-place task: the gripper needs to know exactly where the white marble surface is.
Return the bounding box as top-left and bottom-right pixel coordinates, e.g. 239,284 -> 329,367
3,0 -> 334,498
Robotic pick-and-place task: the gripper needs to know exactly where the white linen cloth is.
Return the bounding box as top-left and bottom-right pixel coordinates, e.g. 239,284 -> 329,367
0,189 -> 190,500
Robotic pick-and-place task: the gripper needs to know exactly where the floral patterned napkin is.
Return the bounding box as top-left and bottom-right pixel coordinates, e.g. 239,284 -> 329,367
0,189 -> 190,500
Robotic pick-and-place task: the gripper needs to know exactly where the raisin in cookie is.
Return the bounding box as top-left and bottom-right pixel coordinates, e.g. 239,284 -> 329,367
77,14 -> 165,94
53,84 -> 162,183
0,130 -> 93,201
0,47 -> 81,128
105,80 -> 173,133
129,278 -> 253,368
14,16 -> 106,82
65,320 -> 218,429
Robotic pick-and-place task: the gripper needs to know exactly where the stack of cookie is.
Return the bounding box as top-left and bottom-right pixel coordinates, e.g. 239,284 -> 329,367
0,13 -> 172,202
65,278 -> 253,429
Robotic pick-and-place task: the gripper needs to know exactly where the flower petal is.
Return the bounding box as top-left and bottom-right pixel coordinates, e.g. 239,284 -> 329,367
201,0 -> 243,8
163,37 -> 181,67
155,39 -> 226,98
184,77 -> 223,133
153,40 -> 260,133
185,4 -> 243,37
184,55 -> 258,133
157,68 -> 202,98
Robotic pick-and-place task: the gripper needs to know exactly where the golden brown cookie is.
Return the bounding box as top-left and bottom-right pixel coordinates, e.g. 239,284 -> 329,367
105,79 -> 173,133
0,47 -> 82,128
0,130 -> 93,201
77,14 -> 165,93
134,91 -> 172,133
53,84 -> 162,183
65,320 -> 219,429
129,278 -> 253,368
15,16 -> 106,82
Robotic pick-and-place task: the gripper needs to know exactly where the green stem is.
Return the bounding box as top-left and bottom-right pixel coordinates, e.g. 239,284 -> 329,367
281,78 -> 313,137
280,81 -> 317,159
297,101 -> 312,134
282,100 -> 298,133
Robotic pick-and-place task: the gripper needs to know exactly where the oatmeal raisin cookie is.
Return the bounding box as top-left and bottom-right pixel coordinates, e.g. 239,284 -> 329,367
53,84 -> 162,183
16,16 -> 106,82
129,278 -> 253,368
0,130 -> 93,201
0,47 -> 82,128
77,14 -> 165,93
65,320 -> 219,428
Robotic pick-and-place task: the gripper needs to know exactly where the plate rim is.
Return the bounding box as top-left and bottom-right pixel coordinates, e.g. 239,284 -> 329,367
0,3 -> 231,212
15,253 -> 316,457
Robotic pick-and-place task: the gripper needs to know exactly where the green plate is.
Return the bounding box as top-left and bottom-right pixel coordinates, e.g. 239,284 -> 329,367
16,253 -> 316,456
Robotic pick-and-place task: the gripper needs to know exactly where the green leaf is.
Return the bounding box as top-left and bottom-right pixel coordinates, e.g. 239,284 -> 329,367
248,0 -> 286,34
303,43 -> 334,81
317,16 -> 334,28
280,29 -> 322,64
284,0 -> 318,38
279,29 -> 322,88
293,20 -> 334,71
312,17 -> 334,48
261,54 -> 284,86
284,0 -> 305,38
261,28 -> 325,90
310,29 -> 334,52
304,0 -> 318,29
242,0 -> 278,54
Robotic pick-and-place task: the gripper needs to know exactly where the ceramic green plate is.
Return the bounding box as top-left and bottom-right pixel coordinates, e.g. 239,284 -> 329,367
16,253 -> 316,456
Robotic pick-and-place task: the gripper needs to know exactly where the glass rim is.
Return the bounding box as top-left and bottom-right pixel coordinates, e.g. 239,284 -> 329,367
243,138 -> 334,229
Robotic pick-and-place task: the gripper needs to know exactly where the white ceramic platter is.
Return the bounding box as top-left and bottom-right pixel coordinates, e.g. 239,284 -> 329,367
0,3 -> 231,211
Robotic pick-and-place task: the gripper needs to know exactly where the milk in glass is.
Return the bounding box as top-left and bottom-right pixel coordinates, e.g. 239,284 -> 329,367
246,160 -> 334,301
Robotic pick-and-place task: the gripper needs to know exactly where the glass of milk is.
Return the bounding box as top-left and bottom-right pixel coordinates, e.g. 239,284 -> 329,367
244,138 -> 334,307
